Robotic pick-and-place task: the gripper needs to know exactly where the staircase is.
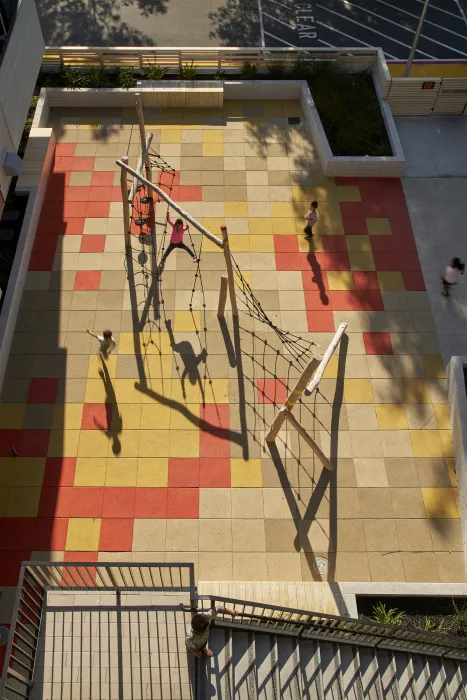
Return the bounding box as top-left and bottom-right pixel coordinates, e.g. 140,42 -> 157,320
200,627 -> 467,699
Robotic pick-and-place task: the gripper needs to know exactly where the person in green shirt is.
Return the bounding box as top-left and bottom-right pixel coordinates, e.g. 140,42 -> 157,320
185,605 -> 238,657
87,329 -> 116,361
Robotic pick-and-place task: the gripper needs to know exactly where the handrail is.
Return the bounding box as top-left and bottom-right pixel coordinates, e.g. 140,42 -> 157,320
0,562 -> 196,700
181,595 -> 467,661
116,159 -> 224,249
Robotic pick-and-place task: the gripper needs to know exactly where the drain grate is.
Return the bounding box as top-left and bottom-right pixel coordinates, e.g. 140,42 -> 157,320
313,556 -> 329,574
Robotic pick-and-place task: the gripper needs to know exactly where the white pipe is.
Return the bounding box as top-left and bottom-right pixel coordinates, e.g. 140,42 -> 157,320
304,323 -> 347,396
116,159 -> 224,249
129,132 -> 153,202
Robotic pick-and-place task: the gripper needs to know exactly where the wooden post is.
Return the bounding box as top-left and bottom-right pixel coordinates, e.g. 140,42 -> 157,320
284,410 -> 333,471
120,155 -> 131,247
221,225 -> 238,317
217,275 -> 228,318
135,93 -> 151,182
266,354 -> 321,442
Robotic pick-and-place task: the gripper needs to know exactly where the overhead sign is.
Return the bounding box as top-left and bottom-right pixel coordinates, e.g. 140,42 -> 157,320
422,81 -> 436,90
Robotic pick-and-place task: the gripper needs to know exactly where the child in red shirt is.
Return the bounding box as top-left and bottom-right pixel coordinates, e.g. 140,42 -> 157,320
161,214 -> 197,265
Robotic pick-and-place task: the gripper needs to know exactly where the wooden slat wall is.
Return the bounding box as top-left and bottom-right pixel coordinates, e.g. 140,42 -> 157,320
387,78 -> 441,115
433,78 -> 467,115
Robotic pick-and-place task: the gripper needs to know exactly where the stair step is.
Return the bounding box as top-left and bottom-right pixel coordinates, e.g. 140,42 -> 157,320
277,635 -> 301,700
232,630 -> 257,699
254,632 -> 279,700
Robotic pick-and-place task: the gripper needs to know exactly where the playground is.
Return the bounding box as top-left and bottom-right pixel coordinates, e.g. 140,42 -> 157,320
0,97 -> 463,590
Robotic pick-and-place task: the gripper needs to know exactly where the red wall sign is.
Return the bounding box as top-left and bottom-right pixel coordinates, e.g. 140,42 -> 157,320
422,81 -> 436,90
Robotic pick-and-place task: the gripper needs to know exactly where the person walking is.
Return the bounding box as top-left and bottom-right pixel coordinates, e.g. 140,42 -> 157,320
87,329 -> 116,361
441,257 -> 465,297
160,213 -> 198,266
304,201 -> 318,237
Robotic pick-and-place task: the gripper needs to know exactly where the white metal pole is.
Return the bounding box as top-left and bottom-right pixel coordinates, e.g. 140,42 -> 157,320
404,0 -> 430,77
120,155 -> 131,247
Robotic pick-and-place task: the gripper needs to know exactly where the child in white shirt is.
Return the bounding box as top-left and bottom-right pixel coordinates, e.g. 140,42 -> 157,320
441,257 -> 465,297
304,201 -> 318,236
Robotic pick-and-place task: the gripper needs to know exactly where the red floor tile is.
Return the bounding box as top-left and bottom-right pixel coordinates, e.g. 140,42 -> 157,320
53,156 -> 74,173
200,404 -> 230,431
275,253 -> 302,271
0,518 -> 36,550
33,518 -> 68,550
324,252 -> 351,271
373,251 -> 421,272
159,170 -> 180,188
62,218 -> 86,235
363,200 -> 392,218
99,518 -> 133,551
168,458 -> 200,487
166,488 -> 199,519
301,269 -> 328,291
164,185 -> 180,201
37,218 -> 84,236
322,236 -> 348,253
72,157 -> 95,171
86,201 -> 110,218
28,378 -> 59,404
91,172 -> 114,187
0,430 -> 51,458
363,332 -> 393,355
200,430 -> 231,458
352,271 -> 380,291
68,487 -> 104,517
43,458 -> 76,487
38,487 -> 71,518
0,551 -> 31,585
111,186 -> 123,201
342,218 -> 368,236
339,202 -> 363,218
371,231 -> 417,255
65,186 -> 90,202
63,202 -> 86,219
62,552 -> 98,585
80,235 -> 106,253
273,235 -> 298,253
74,270 -> 101,291
28,235 -> 58,271
64,551 -> 98,562
257,378 -> 288,405
134,488 -> 167,518
199,458 -> 230,487
300,251 -> 327,274
402,270 -> 426,291
55,144 -> 76,157
102,487 -> 135,518
178,185 -> 202,201
88,186 -> 112,202
330,291 -> 384,312
304,290 -> 332,310
306,310 -> 335,332
335,176 -> 359,186
81,403 -> 112,430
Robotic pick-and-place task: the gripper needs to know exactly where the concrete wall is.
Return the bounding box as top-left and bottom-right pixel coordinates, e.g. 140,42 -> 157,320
44,84 -> 223,109
447,356 -> 467,571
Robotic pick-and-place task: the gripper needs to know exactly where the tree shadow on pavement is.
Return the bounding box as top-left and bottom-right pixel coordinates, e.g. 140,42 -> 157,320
208,0 -> 262,46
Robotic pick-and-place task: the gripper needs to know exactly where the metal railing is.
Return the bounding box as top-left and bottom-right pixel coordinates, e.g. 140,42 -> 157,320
0,562 -> 195,700
184,595 -> 467,662
41,46 -> 380,72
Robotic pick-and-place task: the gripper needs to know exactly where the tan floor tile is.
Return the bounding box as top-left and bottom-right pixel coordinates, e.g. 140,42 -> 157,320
376,404 -> 408,430
231,520 -> 265,552
401,552 -> 438,582
132,519 -> 167,551
232,488 -> 264,518
422,487 -> 459,518
434,552 -> 467,583
390,487 -> 427,518
354,458 -> 388,487
405,404 -> 437,430
346,405 -> 378,432
199,519 -> 232,551
381,430 -> 413,458
233,553 -> 268,580
433,404 -> 451,430
400,379 -> 432,404
199,551 -> 233,579
428,518 -> 463,551
350,431 -> 383,458
385,458 -> 419,487
266,553 -> 302,581
334,552 -> 370,582
166,520 -> 199,551
396,519 -> 433,551
336,519 -> 367,551
358,488 -> 394,518
363,519 -> 399,551
199,489 -> 232,518
264,519 -> 297,552
368,552 -> 405,581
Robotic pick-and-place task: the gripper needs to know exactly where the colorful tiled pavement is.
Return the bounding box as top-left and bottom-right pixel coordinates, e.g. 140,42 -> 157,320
0,100 -> 464,594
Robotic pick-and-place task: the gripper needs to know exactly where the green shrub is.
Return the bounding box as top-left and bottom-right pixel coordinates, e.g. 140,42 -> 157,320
371,602 -> 406,626
213,69 -> 226,81
267,62 -> 286,79
416,617 -> 444,633
240,61 -> 257,80
118,67 -> 136,89
178,61 -> 197,80
144,65 -> 168,81
289,57 -> 312,80
62,70 -> 88,88
453,601 -> 467,636
86,67 -> 110,88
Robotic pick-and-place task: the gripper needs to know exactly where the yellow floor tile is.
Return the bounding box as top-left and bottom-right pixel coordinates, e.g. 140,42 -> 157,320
422,487 -> 459,519
114,403 -> 142,430
336,185 -> 361,202
205,379 -> 230,403
433,404 -> 451,430
271,202 -> 295,218
346,235 -> 371,254
66,518 -> 101,551
229,235 -> 250,253
88,355 -> 117,378
377,272 -> 405,291
0,403 -> 25,429
168,430 -> 200,457
171,378 -> 202,404
272,218 -> 296,235
140,331 -> 172,355
323,355 -> 338,379
410,430 -> 444,457
161,130 -> 182,143
327,271 -> 354,291
202,238 -> 221,254
202,130 -> 223,143
114,430 -> 140,458
48,430 -> 80,458
343,379 -> 374,404
231,458 -> 262,487
225,202 -> 248,217
376,404 -> 408,430
440,430 -> 453,458
400,379 -> 432,404
77,430 -> 110,458
423,354 -> 446,379
248,218 -> 272,235
447,459 -> 457,487
174,310 -> 201,333
137,458 -> 169,486
201,217 -> 226,234
114,379 -> 144,404
298,235 -> 323,252
10,458 -> 46,487
202,143 -> 223,157
0,459 -> 14,487
249,235 -> 274,253
138,430 -> 169,458
145,355 -> 174,379
118,333 -> 142,355
105,457 -> 138,486
170,404 -> 200,431
141,378 -> 172,403
366,218 -> 392,235
349,251 -> 375,271
85,378 -> 111,404
53,404 -> 84,430
291,185 -> 315,202
0,487 -> 9,516
74,457 -> 107,486
6,486 -> 41,517
140,404 -> 171,430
